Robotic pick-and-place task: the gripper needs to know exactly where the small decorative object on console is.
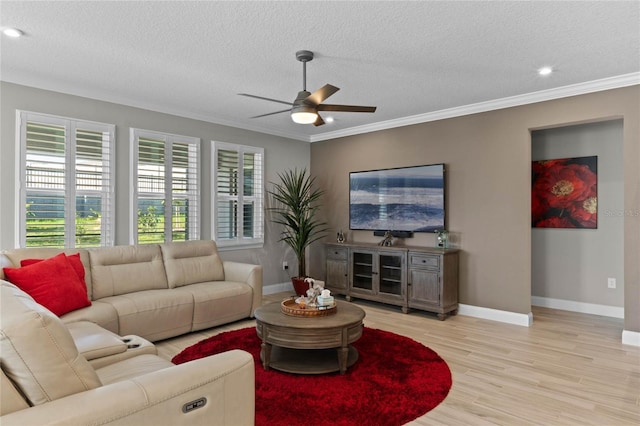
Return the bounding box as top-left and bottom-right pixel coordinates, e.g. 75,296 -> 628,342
378,230 -> 394,247
434,229 -> 449,248
337,230 -> 346,243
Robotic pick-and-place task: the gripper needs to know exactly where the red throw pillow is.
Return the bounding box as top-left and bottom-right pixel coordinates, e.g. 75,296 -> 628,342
4,253 -> 91,316
21,253 -> 87,291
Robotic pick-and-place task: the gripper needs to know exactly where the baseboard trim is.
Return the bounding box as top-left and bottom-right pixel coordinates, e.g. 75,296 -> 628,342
458,304 -> 533,327
531,296 -> 624,319
263,282 -> 293,295
622,330 -> 640,347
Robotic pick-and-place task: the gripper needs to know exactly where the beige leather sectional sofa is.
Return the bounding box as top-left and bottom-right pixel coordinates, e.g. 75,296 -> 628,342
0,240 -> 262,424
0,240 -> 263,341
1,281 -> 255,425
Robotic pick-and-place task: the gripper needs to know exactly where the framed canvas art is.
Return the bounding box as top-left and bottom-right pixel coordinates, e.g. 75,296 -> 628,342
531,156 -> 597,229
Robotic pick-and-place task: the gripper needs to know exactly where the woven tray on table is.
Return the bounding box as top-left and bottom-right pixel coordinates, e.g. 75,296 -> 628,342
281,298 -> 337,317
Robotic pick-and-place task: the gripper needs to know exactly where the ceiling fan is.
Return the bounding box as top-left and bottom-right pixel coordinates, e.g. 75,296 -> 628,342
239,50 -> 377,126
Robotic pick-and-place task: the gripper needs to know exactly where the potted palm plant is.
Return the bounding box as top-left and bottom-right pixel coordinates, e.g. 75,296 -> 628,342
268,168 -> 328,296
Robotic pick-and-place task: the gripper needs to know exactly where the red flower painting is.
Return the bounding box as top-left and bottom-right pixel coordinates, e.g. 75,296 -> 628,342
532,156 -> 597,229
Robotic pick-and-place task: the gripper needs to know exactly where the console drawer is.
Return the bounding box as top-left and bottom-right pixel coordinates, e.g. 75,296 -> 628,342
327,246 -> 348,261
409,253 -> 440,270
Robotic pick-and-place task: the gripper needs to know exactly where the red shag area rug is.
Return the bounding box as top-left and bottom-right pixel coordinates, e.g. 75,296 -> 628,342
172,326 -> 452,426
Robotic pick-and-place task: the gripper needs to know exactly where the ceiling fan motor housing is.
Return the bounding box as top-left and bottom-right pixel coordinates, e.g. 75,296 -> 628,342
295,50 -> 314,63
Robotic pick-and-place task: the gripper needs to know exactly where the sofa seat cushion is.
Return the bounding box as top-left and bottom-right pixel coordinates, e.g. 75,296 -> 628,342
173,281 -> 253,332
95,354 -> 174,385
60,301 -> 120,334
161,240 -> 225,288
0,281 -> 102,406
98,290 -> 193,342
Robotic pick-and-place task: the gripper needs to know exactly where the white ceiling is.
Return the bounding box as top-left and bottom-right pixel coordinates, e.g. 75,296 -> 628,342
1,1 -> 639,142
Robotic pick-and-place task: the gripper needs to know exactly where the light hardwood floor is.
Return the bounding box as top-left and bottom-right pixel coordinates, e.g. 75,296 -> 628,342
156,292 -> 640,425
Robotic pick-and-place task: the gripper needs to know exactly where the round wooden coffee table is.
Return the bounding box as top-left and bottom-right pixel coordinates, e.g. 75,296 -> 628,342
254,300 -> 365,375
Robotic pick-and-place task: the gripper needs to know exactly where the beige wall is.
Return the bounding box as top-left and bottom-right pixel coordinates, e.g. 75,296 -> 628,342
309,86 -> 640,332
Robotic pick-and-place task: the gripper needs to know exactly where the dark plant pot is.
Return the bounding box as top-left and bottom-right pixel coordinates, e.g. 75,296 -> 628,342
291,277 -> 309,297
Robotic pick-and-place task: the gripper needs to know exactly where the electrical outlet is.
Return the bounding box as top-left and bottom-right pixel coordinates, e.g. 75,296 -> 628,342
282,261 -> 288,270
607,278 -> 616,289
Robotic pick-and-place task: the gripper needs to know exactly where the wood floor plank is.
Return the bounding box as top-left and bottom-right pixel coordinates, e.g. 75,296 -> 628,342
156,293 -> 640,425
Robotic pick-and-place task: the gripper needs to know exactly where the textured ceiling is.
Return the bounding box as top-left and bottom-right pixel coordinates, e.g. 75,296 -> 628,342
1,1 -> 639,142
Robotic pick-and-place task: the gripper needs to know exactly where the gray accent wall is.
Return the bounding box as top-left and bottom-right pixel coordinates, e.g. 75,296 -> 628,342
309,86 -> 639,333
0,82 -> 308,288
531,120 -> 624,308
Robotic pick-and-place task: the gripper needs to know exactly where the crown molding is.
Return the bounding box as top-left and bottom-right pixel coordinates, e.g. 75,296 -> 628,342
310,72 -> 640,143
1,77 -> 311,142
5,72 -> 638,144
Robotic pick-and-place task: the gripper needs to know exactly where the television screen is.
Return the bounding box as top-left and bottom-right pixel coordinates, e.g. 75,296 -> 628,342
349,164 -> 445,233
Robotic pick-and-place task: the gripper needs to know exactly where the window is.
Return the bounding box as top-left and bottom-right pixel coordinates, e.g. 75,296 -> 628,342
212,141 -> 264,249
17,111 -> 115,248
131,129 -> 200,244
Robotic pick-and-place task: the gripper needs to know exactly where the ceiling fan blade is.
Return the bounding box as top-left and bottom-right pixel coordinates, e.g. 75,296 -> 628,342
305,84 -> 339,105
317,104 -> 377,113
313,115 -> 325,127
250,108 -> 291,119
239,93 -> 293,106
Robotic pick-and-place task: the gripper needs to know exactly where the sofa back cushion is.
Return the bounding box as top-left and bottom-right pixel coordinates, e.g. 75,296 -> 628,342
0,248 -> 93,299
160,240 -> 224,288
0,281 -> 102,406
89,245 -> 168,299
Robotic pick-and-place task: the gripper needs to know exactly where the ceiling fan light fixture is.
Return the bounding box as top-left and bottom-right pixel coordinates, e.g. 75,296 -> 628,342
291,104 -> 318,124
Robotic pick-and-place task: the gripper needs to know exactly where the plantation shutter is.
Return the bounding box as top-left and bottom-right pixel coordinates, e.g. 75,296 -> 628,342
242,151 -> 263,239
171,141 -> 200,241
24,121 -> 67,247
216,148 -> 239,240
132,129 -> 200,244
20,112 -> 115,248
137,136 -> 167,243
212,142 -> 264,248
75,126 -> 114,247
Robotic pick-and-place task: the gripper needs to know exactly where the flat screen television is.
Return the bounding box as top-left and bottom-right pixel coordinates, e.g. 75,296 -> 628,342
349,163 -> 445,233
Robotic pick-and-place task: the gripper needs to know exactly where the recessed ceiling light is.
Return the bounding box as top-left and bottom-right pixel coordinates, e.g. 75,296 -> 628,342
2,28 -> 24,38
325,116 -> 335,123
538,66 -> 553,76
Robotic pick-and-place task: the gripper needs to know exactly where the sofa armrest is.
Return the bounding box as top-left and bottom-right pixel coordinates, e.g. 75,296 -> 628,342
223,261 -> 263,316
0,349 -> 255,426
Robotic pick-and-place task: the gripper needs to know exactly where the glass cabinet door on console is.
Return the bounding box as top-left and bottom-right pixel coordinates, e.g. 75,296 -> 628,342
379,254 -> 403,297
351,250 -> 375,293
348,248 -> 406,309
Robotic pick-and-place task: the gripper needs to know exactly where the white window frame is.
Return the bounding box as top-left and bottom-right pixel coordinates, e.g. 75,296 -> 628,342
16,111 -> 115,248
211,141 -> 264,250
130,128 -> 200,244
